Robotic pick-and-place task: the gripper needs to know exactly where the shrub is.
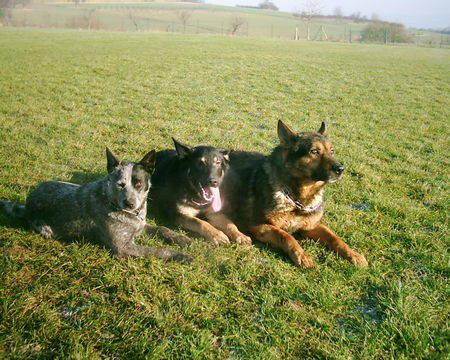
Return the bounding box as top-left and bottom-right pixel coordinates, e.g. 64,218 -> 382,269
361,22 -> 412,43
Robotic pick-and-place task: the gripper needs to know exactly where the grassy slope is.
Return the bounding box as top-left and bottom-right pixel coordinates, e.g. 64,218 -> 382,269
10,2 -> 379,39
10,2 -> 446,44
0,28 -> 449,359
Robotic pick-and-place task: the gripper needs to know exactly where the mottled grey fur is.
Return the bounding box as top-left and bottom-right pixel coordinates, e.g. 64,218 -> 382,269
0,148 -> 193,263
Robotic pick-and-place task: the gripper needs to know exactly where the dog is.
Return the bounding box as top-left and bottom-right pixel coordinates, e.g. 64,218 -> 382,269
150,138 -> 251,245
0,148 -> 193,263
220,120 -> 368,268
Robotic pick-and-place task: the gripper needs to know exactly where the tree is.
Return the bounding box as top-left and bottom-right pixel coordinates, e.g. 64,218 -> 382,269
371,13 -> 381,22
298,0 -> 323,40
128,10 -> 139,31
333,6 -> 343,23
229,16 -> 245,35
259,0 -> 278,11
176,10 -> 192,33
333,6 -> 343,18
0,0 -> 30,22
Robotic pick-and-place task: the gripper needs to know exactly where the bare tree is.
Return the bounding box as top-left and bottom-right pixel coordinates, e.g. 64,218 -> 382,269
298,0 -> 323,40
229,16 -> 245,35
128,10 -> 138,31
0,0 -> 30,23
176,10 -> 192,33
333,6 -> 343,23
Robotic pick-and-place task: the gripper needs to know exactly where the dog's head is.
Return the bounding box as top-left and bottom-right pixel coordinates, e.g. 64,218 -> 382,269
173,138 -> 230,211
106,147 -> 156,212
276,120 -> 344,183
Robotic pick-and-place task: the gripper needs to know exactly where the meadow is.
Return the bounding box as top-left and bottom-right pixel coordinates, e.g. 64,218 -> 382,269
0,27 -> 449,359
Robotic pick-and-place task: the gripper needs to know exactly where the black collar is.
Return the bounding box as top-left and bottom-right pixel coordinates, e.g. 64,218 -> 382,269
280,185 -> 323,212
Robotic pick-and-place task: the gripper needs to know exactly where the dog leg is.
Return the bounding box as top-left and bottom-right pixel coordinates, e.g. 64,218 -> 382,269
178,215 -> 230,245
250,224 -> 314,268
206,213 -> 252,245
301,223 -> 368,267
100,226 -> 194,263
115,242 -> 194,264
30,219 -> 54,239
144,224 -> 192,247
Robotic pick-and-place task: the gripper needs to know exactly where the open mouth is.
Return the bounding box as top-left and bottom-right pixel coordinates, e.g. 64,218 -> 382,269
327,174 -> 343,183
199,183 -> 222,212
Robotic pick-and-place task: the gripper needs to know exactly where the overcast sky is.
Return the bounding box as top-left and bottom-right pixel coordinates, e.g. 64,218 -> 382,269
206,0 -> 450,29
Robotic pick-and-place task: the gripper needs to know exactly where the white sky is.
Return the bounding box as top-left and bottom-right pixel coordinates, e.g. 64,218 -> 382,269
206,0 -> 450,29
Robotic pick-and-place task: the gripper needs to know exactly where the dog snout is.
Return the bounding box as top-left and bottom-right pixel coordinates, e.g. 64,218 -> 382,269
208,178 -> 219,187
333,163 -> 344,175
123,199 -> 135,209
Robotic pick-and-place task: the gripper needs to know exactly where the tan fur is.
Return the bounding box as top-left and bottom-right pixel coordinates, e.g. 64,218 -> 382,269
207,212 -> 252,245
178,215 -> 229,245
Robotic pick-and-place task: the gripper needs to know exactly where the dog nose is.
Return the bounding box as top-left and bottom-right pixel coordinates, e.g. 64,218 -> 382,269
209,178 -> 219,187
124,199 -> 135,208
333,164 -> 344,175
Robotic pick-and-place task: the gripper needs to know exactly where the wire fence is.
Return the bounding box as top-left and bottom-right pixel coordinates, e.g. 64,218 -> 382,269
5,3 -> 450,48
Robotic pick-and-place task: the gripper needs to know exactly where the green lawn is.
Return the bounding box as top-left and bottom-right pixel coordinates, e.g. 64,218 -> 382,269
0,27 -> 448,359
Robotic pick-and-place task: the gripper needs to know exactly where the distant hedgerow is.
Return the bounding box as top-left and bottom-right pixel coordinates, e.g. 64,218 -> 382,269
361,22 -> 412,43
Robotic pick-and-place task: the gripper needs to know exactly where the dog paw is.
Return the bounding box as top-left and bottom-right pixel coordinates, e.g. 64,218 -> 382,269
234,234 -> 252,246
349,252 -> 368,267
168,251 -> 194,264
172,233 -> 193,247
292,252 -> 315,268
210,231 -> 230,245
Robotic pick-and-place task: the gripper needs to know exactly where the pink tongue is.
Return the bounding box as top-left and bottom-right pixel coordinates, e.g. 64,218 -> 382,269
208,186 -> 222,212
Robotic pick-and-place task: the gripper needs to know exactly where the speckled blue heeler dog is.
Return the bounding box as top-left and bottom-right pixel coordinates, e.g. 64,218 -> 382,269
0,148 -> 193,263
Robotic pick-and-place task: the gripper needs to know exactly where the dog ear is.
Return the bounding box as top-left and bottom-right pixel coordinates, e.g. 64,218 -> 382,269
139,149 -> 156,174
172,137 -> 192,159
219,149 -> 232,161
106,147 -> 121,173
318,121 -> 328,136
277,120 -> 296,147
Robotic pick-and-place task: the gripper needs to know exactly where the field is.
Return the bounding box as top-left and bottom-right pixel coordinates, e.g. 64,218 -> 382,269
7,1 -> 449,45
0,27 -> 449,359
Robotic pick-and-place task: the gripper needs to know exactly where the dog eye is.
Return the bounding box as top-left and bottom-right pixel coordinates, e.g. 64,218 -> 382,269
310,149 -> 320,155
330,149 -> 335,154
117,182 -> 126,188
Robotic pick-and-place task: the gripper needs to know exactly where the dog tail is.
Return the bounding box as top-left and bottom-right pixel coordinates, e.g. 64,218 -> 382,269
0,201 -> 26,218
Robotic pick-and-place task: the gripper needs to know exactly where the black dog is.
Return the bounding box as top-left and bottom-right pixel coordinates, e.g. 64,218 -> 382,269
150,138 -> 251,245
220,121 -> 368,267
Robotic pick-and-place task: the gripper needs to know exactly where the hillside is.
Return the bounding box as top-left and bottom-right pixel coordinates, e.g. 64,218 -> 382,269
5,1 -> 447,46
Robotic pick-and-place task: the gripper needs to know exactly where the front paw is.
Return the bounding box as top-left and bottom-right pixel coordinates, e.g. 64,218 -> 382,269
348,251 -> 368,267
291,251 -> 315,268
168,251 -> 194,264
171,233 -> 193,247
234,234 -> 252,246
210,231 -> 230,245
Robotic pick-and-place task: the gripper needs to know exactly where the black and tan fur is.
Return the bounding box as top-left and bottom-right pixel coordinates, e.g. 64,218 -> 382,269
150,138 -> 251,245
220,120 -> 368,267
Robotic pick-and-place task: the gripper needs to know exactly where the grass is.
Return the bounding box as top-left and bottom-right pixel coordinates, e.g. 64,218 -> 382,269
0,27 -> 449,359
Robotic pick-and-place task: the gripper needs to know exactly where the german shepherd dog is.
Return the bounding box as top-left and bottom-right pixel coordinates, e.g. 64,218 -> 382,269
220,121 -> 368,268
150,138 -> 252,245
0,148 -> 193,263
